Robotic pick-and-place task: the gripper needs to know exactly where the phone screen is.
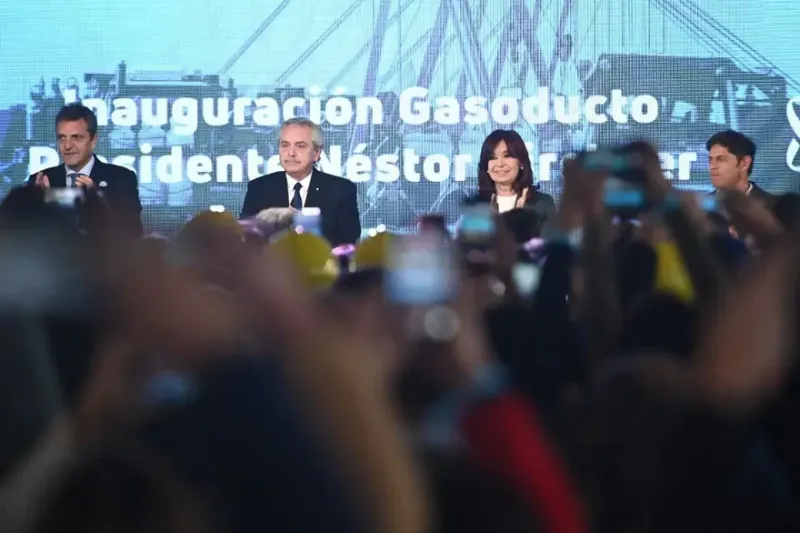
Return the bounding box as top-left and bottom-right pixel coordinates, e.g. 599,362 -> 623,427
458,204 -> 495,241
0,228 -> 93,315
384,233 -> 457,305
603,178 -> 644,209
44,188 -> 83,208
512,262 -> 541,298
140,370 -> 198,407
699,194 -> 717,212
457,204 -> 496,274
293,207 -> 322,237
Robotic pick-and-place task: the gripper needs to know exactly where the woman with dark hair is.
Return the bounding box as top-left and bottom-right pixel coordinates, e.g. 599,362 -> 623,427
477,130 -> 556,224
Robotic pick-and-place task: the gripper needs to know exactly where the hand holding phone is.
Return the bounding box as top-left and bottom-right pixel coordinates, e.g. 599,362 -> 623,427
384,233 -> 461,342
457,203 -> 497,275
512,261 -> 541,299
293,207 -> 322,237
384,233 -> 458,306
44,187 -> 84,208
577,147 -> 643,178
603,178 -> 644,209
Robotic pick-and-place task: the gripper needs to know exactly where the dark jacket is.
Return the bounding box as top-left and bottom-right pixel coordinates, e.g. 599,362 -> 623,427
479,187 -> 557,230
27,156 -> 142,236
240,168 -> 361,246
709,181 -> 774,206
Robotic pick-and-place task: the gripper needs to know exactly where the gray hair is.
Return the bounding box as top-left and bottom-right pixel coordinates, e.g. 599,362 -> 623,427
280,117 -> 325,150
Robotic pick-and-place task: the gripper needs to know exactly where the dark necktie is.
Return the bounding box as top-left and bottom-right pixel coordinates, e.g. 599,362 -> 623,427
291,182 -> 303,210
66,172 -> 77,188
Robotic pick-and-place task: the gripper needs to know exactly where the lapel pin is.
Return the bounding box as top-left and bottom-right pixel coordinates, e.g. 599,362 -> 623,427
99,181 -> 108,187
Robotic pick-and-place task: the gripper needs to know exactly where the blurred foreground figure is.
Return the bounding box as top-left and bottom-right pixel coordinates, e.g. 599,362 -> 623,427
8,138 -> 800,533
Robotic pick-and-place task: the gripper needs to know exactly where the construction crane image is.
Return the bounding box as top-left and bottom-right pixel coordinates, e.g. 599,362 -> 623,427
21,1 -> 789,232
204,0 -> 798,231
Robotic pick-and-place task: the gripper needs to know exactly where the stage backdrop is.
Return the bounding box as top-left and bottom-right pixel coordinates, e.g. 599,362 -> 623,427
1,0 -> 799,236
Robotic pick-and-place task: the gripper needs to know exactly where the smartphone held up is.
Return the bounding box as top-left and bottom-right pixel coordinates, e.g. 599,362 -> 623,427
456,201 -> 497,276
384,230 -> 461,342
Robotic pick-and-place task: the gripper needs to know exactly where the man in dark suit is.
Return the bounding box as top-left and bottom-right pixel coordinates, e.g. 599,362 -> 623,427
240,117 -> 361,245
707,129 -> 773,205
27,103 -> 142,236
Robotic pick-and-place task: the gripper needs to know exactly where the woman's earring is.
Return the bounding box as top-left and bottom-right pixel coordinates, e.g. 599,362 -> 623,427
520,166 -> 524,170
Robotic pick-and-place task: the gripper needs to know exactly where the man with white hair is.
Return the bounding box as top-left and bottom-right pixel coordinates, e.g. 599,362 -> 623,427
240,117 -> 361,245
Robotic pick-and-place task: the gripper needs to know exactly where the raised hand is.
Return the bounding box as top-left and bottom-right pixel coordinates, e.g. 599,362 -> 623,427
237,249 -> 431,533
34,172 -> 50,188
558,158 -> 608,230
694,240 -> 799,411
721,189 -> 784,247
75,174 -> 94,188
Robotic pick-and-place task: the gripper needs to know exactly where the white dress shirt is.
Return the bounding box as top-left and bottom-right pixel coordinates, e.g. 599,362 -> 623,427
64,156 -> 95,187
286,172 -> 312,207
496,194 -> 518,213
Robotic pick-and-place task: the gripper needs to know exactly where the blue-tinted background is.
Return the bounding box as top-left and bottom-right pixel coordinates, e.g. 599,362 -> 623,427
1,0 -> 799,235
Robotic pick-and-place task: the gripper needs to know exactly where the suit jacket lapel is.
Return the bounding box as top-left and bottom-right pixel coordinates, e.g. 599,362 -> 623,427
89,156 -> 106,186
48,165 -> 67,188
304,169 -> 323,209
276,173 -> 292,206
750,182 -> 767,198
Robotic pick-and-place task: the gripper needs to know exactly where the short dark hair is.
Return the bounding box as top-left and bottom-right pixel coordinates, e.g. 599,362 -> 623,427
55,104 -> 98,137
706,129 -> 756,175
